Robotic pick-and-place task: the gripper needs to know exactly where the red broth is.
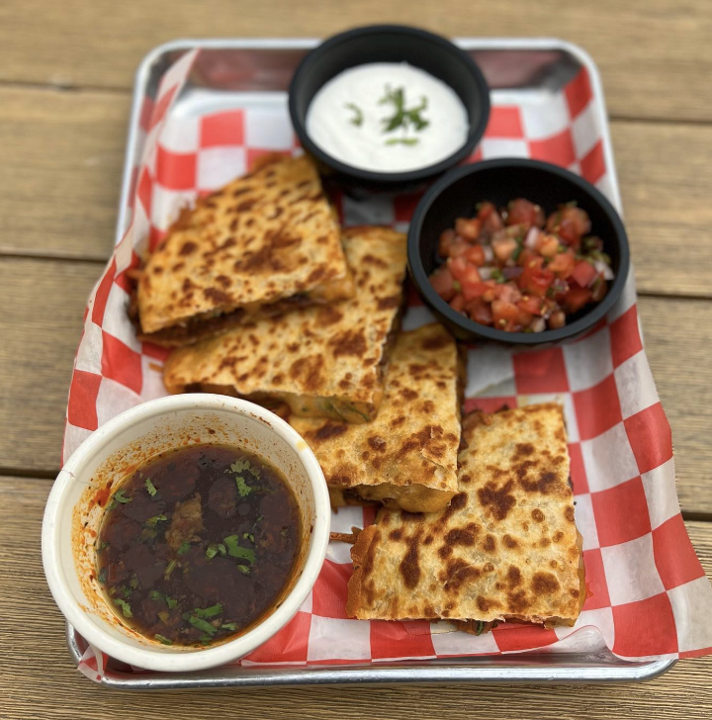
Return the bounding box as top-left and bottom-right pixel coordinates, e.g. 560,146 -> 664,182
95,444 -> 301,647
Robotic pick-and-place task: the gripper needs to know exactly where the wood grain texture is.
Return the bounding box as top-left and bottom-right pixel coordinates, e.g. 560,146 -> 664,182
1,0 -> 712,122
0,257 -> 710,514
0,87 -> 127,261
1,84 -> 712,298
1,475 -> 710,720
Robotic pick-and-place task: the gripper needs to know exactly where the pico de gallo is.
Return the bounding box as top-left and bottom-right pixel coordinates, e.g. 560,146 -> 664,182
428,198 -> 614,332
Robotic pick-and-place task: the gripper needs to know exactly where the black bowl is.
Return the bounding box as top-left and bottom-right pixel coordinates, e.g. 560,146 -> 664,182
288,25 -> 490,193
407,158 -> 630,345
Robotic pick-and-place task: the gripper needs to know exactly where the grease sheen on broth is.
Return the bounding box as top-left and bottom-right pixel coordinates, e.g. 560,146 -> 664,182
95,444 -> 301,647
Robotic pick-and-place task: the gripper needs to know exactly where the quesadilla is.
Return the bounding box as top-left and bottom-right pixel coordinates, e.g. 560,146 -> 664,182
290,323 -> 462,513
136,154 -> 353,346
163,226 -> 407,424
346,404 -> 585,630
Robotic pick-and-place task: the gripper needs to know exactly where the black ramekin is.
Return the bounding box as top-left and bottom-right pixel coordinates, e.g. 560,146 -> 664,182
289,25 -> 490,193
407,158 -> 631,345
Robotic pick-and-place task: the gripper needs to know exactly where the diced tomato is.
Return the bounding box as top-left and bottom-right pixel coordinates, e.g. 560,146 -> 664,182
460,266 -> 482,301
448,256 -> 469,281
464,244 -> 486,266
547,206 -> 591,248
548,310 -> 566,329
519,257 -> 554,298
570,260 -> 598,288
517,248 -> 537,267
507,198 -> 545,228
466,299 -> 493,325
496,282 -> 522,304
429,267 -> 457,301
492,300 -> 520,331
462,280 -> 488,302
477,201 -> 504,236
517,307 -> 534,327
492,237 -> 518,262
438,228 -> 456,257
455,217 -> 481,241
548,249 -> 576,278
563,286 -> 593,313
519,295 -> 544,316
450,294 -> 466,312
536,233 -> 560,258
448,239 -> 471,259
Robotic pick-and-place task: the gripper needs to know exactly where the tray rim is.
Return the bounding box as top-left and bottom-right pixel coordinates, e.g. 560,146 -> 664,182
79,35 -> 673,689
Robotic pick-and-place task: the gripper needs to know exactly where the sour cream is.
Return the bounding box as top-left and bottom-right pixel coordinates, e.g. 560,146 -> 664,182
305,62 -> 469,173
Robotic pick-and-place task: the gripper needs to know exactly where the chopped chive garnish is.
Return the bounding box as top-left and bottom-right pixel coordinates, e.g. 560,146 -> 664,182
221,622 -> 238,631
475,620 -> 485,636
193,603 -> 223,619
188,616 -> 217,635
150,590 -> 162,601
344,102 -> 364,127
129,574 -> 139,589
166,596 -> 178,609
237,565 -> 250,576
155,634 -> 173,645
114,598 -> 133,618
145,478 -> 158,497
146,514 -> 167,527
98,568 -> 107,585
255,515 -> 264,524
200,635 -> 213,645
177,540 -> 191,555
242,532 -> 255,544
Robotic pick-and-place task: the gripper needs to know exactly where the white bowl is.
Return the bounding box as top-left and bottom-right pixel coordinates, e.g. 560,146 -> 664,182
42,394 -> 330,673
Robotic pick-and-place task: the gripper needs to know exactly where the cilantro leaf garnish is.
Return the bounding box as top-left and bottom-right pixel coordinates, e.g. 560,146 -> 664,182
114,598 -> 133,618
193,603 -> 223,619
177,540 -> 191,555
155,634 -> 173,645
235,475 -> 252,497
145,478 -> 158,497
224,534 -> 256,564
188,616 -> 217,635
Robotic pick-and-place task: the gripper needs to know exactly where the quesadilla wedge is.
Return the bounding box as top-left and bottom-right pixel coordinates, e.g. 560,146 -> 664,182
163,226 -> 407,424
136,154 -> 353,346
346,404 -> 585,630
290,323 -> 462,513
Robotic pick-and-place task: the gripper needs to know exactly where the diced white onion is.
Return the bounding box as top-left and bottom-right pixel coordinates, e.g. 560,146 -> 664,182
478,267 -> 493,281
531,317 -> 546,333
593,260 -> 614,280
482,245 -> 494,262
524,227 -> 540,249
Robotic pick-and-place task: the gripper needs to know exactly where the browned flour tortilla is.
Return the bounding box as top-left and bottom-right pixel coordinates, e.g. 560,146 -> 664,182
346,404 -> 585,630
290,324 -> 462,513
163,226 -> 407,424
136,155 -> 353,346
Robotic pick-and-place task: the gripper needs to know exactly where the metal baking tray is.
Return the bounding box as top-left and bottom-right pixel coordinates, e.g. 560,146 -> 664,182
67,36 -> 675,688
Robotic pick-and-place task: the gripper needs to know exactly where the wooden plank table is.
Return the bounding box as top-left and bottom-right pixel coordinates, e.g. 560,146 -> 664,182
1,2 -> 711,717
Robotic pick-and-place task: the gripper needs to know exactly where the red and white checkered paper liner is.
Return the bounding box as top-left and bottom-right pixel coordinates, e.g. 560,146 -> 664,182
62,49 -> 712,682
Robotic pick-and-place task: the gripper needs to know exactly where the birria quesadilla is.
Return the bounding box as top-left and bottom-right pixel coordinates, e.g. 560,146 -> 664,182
290,323 -> 462,513
163,226 -> 407,424
346,404 -> 585,630
135,155 -> 353,346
